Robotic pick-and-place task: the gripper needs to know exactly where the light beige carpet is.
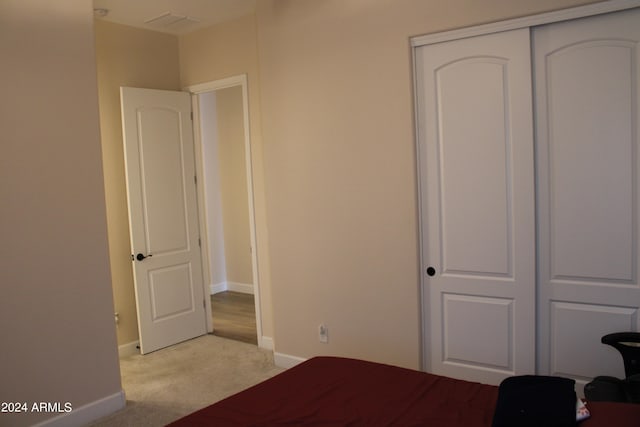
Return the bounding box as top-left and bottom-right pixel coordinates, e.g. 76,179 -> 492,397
88,334 -> 284,427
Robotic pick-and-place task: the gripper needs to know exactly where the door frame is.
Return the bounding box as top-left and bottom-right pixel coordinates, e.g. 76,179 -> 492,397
185,74 -> 265,348
411,0 -> 640,372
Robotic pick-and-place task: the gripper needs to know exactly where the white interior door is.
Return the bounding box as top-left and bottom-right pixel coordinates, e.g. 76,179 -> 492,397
416,28 -> 536,385
534,8 -> 640,391
121,87 -> 207,354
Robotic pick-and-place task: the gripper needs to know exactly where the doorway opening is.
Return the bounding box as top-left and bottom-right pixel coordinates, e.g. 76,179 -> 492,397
188,75 -> 263,347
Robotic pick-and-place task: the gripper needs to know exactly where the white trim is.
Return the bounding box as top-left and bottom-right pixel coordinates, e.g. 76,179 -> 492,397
186,75 -> 247,94
32,390 -> 125,427
411,0 -> 640,46
259,336 -> 274,350
186,74 -> 264,348
118,340 -> 140,358
209,281 -> 254,295
227,281 -> 254,294
274,352 -> 307,369
210,282 -> 227,294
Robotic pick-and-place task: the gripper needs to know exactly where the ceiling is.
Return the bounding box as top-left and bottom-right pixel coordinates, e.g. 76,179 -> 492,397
92,0 -> 256,35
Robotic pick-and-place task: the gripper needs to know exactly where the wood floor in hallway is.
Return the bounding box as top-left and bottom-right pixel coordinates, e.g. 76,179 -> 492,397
211,291 -> 257,345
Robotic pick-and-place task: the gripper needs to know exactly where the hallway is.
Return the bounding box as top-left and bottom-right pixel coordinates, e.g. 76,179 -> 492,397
211,291 -> 257,345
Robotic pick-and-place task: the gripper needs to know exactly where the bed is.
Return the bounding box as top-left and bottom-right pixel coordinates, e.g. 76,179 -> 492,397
167,356 -> 640,426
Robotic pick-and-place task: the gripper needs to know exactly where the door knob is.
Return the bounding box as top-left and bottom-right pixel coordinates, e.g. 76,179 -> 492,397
135,253 -> 152,261
426,266 -> 436,277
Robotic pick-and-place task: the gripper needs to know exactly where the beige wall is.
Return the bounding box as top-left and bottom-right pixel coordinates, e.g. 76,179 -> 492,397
199,93 -> 228,287
199,88 -> 253,288
254,0 -> 601,369
217,86 -> 253,285
0,0 -> 122,425
180,13 -> 273,338
94,20 -> 181,346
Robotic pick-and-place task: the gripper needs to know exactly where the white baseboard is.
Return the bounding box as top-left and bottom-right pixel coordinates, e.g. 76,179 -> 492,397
33,390 -> 125,427
274,352 -> 307,369
210,281 -> 254,295
228,282 -> 253,294
210,282 -> 227,294
118,340 -> 140,358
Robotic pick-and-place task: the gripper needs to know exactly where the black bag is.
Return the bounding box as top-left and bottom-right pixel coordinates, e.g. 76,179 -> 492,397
492,375 -> 576,427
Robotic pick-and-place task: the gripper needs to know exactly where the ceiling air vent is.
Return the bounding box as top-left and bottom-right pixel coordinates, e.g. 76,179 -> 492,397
144,12 -> 200,31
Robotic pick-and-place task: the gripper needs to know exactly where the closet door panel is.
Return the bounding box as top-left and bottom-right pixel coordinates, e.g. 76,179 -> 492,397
550,302 -> 637,379
546,40 -> 635,282
416,28 -> 536,385
535,8 -> 640,392
437,58 -> 512,275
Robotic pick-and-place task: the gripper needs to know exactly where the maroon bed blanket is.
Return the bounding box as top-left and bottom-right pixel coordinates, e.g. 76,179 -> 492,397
168,356 -> 640,427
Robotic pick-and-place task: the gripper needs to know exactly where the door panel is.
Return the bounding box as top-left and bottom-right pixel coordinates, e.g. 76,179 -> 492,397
534,8 -> 640,391
121,87 -> 207,354
443,295 -> 514,370
416,28 -> 536,385
437,58 -> 512,276
150,264 -> 195,319
550,302 -> 637,379
138,107 -> 190,251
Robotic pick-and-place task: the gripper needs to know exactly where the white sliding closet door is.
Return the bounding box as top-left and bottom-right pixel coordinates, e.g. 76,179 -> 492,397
534,8 -> 640,391
416,28 -> 536,385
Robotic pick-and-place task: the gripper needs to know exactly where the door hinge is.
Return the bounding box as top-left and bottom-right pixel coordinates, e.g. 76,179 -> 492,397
198,237 -> 201,247
190,111 -> 193,121
194,175 -> 197,185
203,299 -> 206,309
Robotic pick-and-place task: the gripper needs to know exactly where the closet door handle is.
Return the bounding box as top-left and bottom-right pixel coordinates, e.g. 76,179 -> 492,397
426,266 -> 436,277
134,253 -> 152,261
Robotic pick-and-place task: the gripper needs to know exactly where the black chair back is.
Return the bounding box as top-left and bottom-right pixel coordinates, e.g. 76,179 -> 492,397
601,332 -> 640,378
